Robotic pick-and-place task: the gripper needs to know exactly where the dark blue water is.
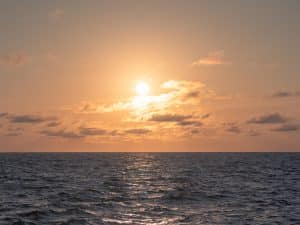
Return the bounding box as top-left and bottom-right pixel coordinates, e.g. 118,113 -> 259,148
0,153 -> 299,225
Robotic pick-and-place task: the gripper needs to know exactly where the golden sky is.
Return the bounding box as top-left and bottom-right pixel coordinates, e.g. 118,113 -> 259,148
1,0 -> 300,151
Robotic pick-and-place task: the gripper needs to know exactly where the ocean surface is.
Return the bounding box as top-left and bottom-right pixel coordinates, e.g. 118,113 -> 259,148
0,153 -> 299,225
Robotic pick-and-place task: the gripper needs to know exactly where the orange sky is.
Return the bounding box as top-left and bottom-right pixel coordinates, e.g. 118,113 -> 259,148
1,0 -> 300,151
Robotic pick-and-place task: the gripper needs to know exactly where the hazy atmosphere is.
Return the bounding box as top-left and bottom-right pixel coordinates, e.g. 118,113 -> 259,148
1,1 -> 300,225
1,0 -> 300,152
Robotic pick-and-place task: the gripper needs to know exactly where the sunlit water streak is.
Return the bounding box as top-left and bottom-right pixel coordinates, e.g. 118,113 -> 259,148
0,153 -> 299,224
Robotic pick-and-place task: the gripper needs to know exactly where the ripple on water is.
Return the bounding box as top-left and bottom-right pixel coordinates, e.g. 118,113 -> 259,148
0,153 -> 299,225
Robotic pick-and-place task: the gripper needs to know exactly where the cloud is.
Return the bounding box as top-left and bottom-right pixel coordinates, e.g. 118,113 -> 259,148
46,121 -> 61,127
80,127 -> 152,137
41,125 -> 152,140
247,113 -> 287,124
78,102 -> 103,113
79,127 -> 107,136
0,53 -> 28,67
201,113 -> 210,119
40,129 -> 83,139
177,120 -> 202,127
272,124 -> 299,132
192,50 -> 231,66
9,114 -> 57,124
124,128 -> 151,135
184,90 -> 200,99
76,80 -> 216,118
226,125 -> 241,134
48,8 -> 64,20
272,91 -> 300,98
4,127 -> 23,137
149,113 -> 192,123
148,113 -> 204,129
223,122 -> 242,134
0,113 -> 8,118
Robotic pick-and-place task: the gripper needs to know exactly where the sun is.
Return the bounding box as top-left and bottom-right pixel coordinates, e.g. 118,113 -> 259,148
135,81 -> 150,96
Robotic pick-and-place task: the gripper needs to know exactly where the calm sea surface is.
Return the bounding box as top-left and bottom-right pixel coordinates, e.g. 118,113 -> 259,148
0,153 -> 299,225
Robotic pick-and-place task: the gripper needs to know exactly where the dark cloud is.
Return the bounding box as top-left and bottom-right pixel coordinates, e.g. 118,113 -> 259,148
0,112 -> 8,118
272,124 -> 299,132
42,126 -> 152,139
201,113 -> 210,119
124,128 -> 151,135
149,113 -> 203,128
46,121 -> 61,127
190,129 -> 200,134
40,129 -> 83,139
79,127 -> 107,136
109,130 -> 120,136
247,113 -> 287,124
149,114 -> 192,123
184,91 -> 200,99
272,91 -> 300,98
9,114 -> 57,124
177,120 -> 202,127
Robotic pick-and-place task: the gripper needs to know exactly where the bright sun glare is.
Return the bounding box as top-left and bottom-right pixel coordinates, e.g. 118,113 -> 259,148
135,81 -> 150,96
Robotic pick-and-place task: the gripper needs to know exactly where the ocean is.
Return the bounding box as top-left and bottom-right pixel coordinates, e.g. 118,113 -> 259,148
0,153 -> 299,225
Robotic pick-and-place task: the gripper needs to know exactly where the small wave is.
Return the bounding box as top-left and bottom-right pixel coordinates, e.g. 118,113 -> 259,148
17,210 -> 47,220
102,217 -> 133,224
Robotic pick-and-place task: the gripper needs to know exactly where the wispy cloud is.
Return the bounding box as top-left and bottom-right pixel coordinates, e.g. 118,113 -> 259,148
40,129 -> 83,139
247,113 -> 287,124
78,102 -> 103,113
226,125 -> 241,134
201,113 -> 210,119
148,113 -> 193,123
0,113 -> 8,118
79,127 -> 108,136
9,114 -> 57,124
192,50 -> 231,66
46,121 -> 61,127
40,126 -> 152,140
272,91 -> 300,98
124,128 -> 151,135
4,127 -> 23,137
148,113 -> 203,129
177,120 -> 202,127
77,80 -> 215,117
272,124 -> 299,132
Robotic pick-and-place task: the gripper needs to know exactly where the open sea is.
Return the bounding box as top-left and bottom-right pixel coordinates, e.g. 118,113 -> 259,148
0,153 -> 299,225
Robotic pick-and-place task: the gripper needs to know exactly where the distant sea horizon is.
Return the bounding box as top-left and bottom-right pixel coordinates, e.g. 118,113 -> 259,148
1,151 -> 300,153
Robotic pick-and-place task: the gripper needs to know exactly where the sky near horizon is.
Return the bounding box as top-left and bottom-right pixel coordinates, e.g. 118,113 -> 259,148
1,0 -> 300,152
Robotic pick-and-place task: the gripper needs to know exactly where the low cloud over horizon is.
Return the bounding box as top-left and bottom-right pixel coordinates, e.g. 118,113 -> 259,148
1,78 -> 299,151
